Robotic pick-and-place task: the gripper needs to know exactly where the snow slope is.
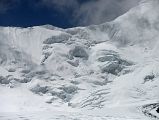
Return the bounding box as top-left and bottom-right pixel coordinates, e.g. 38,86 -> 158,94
0,0 -> 159,119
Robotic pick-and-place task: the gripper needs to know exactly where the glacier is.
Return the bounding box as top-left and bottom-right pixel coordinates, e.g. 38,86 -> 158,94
0,0 -> 159,120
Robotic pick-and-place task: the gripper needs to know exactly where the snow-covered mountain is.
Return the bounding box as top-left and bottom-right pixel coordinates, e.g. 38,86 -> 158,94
0,0 -> 159,119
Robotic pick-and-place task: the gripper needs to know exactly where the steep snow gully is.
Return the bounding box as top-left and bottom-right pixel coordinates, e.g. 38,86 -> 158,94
0,0 -> 159,120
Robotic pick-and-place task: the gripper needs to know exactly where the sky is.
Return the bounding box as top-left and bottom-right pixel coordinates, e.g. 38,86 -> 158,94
0,0 -> 140,28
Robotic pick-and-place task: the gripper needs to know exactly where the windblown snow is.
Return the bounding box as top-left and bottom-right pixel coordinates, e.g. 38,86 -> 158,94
0,0 -> 159,120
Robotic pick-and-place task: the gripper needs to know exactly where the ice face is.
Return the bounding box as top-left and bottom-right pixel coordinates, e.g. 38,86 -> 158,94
0,0 -> 159,119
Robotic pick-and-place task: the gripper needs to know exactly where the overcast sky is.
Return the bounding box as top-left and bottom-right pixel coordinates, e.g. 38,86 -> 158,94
0,0 -> 140,28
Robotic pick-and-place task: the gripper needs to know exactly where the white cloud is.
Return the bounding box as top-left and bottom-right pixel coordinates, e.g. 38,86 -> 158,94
0,0 -> 140,25
41,0 -> 79,12
75,0 -> 140,25
41,0 -> 140,25
42,0 -> 140,25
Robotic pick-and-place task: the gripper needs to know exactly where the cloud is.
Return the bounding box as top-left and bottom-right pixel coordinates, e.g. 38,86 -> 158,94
0,0 -> 20,14
0,0 -> 140,25
75,0 -> 140,25
40,0 -> 140,26
40,0 -> 79,12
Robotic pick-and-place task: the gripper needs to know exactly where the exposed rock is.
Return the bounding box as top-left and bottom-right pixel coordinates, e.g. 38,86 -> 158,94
157,107 -> 159,113
41,52 -> 52,64
144,74 -> 155,83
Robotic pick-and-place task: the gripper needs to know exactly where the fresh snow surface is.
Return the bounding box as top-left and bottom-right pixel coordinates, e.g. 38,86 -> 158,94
0,0 -> 159,119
